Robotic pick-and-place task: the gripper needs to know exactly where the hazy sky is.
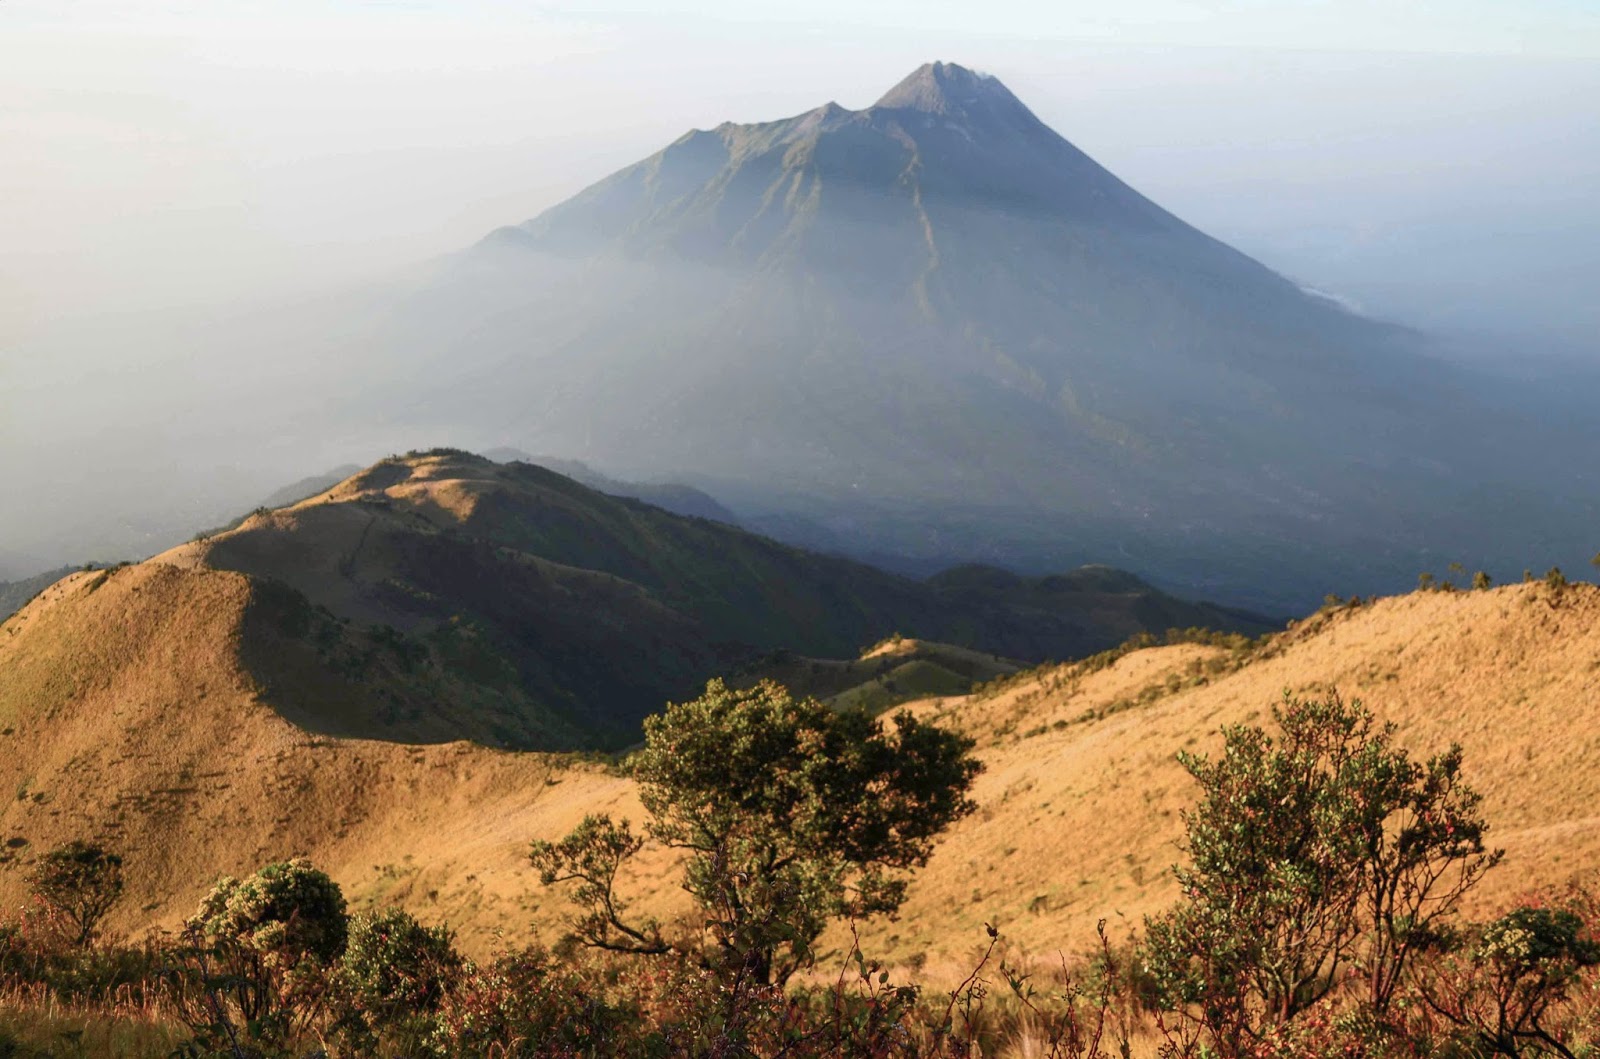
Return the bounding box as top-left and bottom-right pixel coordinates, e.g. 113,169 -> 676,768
1,0 -> 1598,577
3,1 -> 1597,350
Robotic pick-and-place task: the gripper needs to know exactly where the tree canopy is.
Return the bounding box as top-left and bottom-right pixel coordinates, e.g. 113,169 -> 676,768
1143,692 -> 1500,1054
532,678 -> 981,985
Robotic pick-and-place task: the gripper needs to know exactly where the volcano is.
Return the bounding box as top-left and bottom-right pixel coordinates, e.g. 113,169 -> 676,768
349,62 -> 1591,610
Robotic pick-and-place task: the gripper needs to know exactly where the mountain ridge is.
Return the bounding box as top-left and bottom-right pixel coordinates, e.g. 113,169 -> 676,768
5,449 -> 1273,752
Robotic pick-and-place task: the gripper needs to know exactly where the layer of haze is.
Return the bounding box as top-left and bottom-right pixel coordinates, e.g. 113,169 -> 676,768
3,0 -> 1598,577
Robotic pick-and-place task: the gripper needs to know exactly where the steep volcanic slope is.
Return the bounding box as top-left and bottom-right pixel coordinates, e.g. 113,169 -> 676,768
2,575 -> 1596,964
352,60 -> 1595,611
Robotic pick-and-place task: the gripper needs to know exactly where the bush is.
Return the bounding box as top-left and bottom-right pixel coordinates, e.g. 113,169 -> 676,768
333,907 -> 463,1054
169,859 -> 347,1052
1412,889 -> 1600,1058
426,945 -> 646,1057
28,842 -> 124,947
1142,692 -> 1499,1055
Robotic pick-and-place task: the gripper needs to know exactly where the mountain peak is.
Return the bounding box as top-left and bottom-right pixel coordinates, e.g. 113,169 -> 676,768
873,61 -> 1024,116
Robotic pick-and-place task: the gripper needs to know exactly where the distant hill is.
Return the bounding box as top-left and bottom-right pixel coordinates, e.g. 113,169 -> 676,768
257,465 -> 364,510
2,449 -> 1270,753
0,567 -> 77,622
3,573 -> 1595,961
732,635 -> 1025,715
482,449 -> 739,525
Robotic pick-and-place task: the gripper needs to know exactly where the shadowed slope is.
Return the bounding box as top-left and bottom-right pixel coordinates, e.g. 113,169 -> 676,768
145,449 -> 1269,747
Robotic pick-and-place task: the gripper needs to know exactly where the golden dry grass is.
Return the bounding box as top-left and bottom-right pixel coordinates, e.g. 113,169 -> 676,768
853,581 -> 1600,968
2,561 -> 1598,971
0,561 -> 670,955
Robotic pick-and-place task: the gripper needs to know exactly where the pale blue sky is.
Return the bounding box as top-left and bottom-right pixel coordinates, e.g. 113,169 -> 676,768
12,1 -> 1600,57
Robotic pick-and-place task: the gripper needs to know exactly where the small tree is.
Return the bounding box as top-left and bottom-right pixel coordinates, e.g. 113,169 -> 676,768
532,679 -> 980,986
1416,897 -> 1600,1059
28,841 -> 123,947
1360,742 -> 1503,1014
1143,692 -> 1498,1054
175,858 -> 348,1048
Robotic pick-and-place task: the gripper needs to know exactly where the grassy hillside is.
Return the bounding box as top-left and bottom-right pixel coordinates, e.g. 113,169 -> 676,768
139,449 -> 1271,748
0,567 -> 77,622
733,635 -> 1024,714
864,579 -> 1600,970
0,562 -> 647,955
1,575 -> 1596,968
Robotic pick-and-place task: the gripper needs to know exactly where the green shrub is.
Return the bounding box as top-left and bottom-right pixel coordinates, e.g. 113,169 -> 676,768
333,907 -> 462,1053
171,859 -> 347,1052
1412,890 -> 1600,1058
1142,692 -> 1499,1055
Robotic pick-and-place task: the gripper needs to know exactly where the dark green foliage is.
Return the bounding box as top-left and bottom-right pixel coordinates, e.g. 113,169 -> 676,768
187,859 -> 347,965
424,945 -> 645,1057
332,908 -> 463,1054
171,859 -> 348,1052
1415,893 -> 1600,1058
1143,692 -> 1500,1055
27,843 -> 123,947
529,816 -> 666,956
533,678 -> 981,985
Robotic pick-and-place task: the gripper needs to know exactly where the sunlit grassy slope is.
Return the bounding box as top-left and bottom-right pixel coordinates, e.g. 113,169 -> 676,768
732,635 -> 1024,714
2,565 -> 1596,964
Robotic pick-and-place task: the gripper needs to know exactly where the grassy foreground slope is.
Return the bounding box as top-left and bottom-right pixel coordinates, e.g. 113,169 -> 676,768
0,561 -> 649,954
863,579 -> 1600,969
2,574 -> 1596,965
